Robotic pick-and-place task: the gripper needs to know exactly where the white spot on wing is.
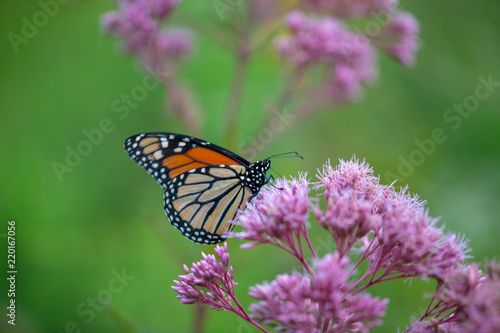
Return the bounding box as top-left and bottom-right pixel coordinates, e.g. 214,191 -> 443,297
153,151 -> 163,159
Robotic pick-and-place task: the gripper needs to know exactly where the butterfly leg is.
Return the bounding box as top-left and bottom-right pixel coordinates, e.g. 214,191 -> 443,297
266,174 -> 284,191
264,173 -> 274,185
249,193 -> 257,202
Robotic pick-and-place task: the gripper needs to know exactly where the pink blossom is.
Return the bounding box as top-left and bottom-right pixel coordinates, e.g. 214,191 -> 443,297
229,175 -> 309,244
377,12 -> 420,66
311,253 -> 350,319
101,0 -> 191,68
249,273 -> 318,332
314,158 -> 469,279
172,243 -> 236,307
316,157 -> 380,197
440,264 -> 484,305
407,263 -> 500,332
458,263 -> 500,332
275,11 -> 377,102
148,0 -> 179,18
378,200 -> 442,263
304,0 -> 397,19
315,159 -> 381,247
156,28 -> 193,62
249,253 -> 388,332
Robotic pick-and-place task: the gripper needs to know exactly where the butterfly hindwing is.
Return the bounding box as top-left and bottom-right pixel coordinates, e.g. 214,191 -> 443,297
163,165 -> 253,244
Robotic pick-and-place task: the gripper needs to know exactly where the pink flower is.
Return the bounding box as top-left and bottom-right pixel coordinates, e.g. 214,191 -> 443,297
249,273 -> 318,332
377,12 -> 420,66
274,11 -> 377,102
378,199 -> 442,262
315,159 -> 381,246
423,234 -> 470,279
249,253 -> 388,332
172,243 -> 236,308
229,174 -> 310,245
440,264 -> 483,305
315,158 -> 469,279
407,263 -> 500,332
316,157 -> 380,198
304,0 -> 397,19
156,28 -> 193,62
101,1 -> 156,53
101,0 -> 191,69
458,263 -> 500,332
311,253 -> 350,319
148,0 -> 179,18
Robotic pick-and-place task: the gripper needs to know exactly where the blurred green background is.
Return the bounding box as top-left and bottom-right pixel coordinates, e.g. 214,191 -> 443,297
1,0 -> 500,332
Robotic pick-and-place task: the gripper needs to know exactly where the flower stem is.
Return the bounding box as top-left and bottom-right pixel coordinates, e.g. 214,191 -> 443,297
301,226 -> 318,260
352,272 -> 412,295
242,68 -> 304,157
286,232 -> 314,275
224,37 -> 251,149
191,303 -> 207,333
222,280 -> 271,333
161,67 -> 202,136
246,318 -> 271,333
322,318 -> 331,332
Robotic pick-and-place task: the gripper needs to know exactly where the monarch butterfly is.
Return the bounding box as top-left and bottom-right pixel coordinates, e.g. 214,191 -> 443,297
124,132 -> 277,245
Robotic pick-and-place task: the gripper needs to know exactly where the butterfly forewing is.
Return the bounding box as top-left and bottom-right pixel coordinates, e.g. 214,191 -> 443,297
124,133 -> 249,188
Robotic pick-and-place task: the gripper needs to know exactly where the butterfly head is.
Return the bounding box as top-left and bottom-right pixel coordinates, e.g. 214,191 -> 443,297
245,160 -> 271,194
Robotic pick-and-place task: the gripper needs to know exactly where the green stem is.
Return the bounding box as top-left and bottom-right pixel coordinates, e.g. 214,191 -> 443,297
224,41 -> 251,149
191,303 -> 208,333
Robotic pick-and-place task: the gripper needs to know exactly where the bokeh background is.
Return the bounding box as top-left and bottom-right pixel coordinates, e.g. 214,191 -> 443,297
1,1 -> 500,332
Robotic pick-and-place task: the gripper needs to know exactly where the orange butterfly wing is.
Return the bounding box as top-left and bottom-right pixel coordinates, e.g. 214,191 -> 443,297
124,133 -> 250,187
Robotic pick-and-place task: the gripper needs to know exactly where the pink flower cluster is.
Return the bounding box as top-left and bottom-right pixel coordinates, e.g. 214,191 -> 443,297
407,263 -> 500,332
172,158 -> 499,332
376,13 -> 420,66
274,4 -> 419,102
315,159 -> 468,280
304,0 -> 397,19
172,242 -> 235,306
172,243 -> 268,332
101,0 -> 192,69
250,253 -> 388,332
229,176 -> 309,244
275,11 -> 376,102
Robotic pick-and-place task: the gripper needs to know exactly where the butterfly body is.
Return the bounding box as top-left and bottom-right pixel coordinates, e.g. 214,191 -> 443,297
124,133 -> 271,244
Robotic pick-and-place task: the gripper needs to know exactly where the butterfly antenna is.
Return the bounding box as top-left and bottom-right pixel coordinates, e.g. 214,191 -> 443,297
264,152 -> 302,191
266,151 -> 304,160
